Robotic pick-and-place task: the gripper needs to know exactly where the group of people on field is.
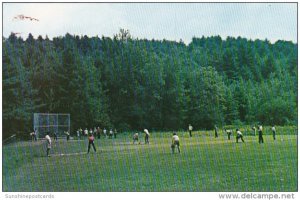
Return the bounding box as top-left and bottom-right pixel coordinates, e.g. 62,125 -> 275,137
44,127 -> 152,157
233,124 -> 276,143
188,124 -> 219,138
78,127 -> 118,154
76,127 -> 117,140
40,126 -> 117,157
189,124 -> 276,144
133,129 -> 150,144
43,123 -> 277,157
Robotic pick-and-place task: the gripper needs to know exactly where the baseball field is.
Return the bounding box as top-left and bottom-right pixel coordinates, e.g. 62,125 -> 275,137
2,127 -> 297,192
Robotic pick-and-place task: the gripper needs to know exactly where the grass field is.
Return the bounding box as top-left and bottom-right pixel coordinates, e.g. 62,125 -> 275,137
2,129 -> 298,192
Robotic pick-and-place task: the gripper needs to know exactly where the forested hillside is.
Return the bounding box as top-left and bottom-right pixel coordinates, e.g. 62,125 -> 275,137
3,30 -> 297,138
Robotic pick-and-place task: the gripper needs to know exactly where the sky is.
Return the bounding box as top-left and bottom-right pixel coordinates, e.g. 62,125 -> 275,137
2,3 -> 298,44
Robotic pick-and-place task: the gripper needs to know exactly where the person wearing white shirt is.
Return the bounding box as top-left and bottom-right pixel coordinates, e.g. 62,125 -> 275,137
144,129 -> 150,144
214,125 -> 218,138
236,129 -> 244,143
84,128 -> 88,137
77,129 -> 80,140
65,131 -> 70,141
225,129 -> 232,140
271,125 -> 276,140
171,133 -> 180,153
258,125 -> 264,144
109,129 -> 113,139
45,134 -> 52,157
30,130 -> 35,142
188,124 -> 193,137
31,129 -> 37,141
133,133 -> 139,144
103,128 -> 107,138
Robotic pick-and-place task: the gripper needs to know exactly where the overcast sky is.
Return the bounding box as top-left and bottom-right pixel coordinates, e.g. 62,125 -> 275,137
3,3 -> 297,44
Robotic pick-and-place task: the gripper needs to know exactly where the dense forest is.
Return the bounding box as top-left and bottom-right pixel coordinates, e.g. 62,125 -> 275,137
2,30 -> 297,138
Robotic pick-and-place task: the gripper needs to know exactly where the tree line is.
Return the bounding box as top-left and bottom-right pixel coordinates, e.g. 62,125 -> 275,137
2,30 -> 297,138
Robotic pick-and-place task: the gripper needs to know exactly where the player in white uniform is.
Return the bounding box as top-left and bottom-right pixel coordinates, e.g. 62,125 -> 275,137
188,124 -> 193,137
103,128 -> 107,138
258,125 -> 264,144
171,133 -> 180,153
109,129 -> 113,139
271,125 -> 276,140
225,129 -> 233,140
133,133 -> 139,144
236,129 -> 245,143
144,129 -> 150,144
45,134 -> 52,157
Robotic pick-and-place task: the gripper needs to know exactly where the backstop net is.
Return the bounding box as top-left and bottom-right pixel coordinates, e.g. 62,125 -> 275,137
33,113 -> 70,139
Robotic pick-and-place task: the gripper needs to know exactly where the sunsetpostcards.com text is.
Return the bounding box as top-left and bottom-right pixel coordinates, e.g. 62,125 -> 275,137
4,193 -> 54,199
219,193 -> 295,200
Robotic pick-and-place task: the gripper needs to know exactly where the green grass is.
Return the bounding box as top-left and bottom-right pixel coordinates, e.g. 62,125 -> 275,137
2,130 -> 297,192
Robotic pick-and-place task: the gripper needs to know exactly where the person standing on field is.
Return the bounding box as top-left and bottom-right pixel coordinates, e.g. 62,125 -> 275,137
79,127 -> 83,138
65,131 -> 70,141
30,130 -> 36,142
114,128 -> 117,139
103,128 -> 107,138
87,133 -> 96,153
97,127 -> 101,139
252,126 -> 256,136
271,125 -> 276,140
34,129 -> 38,141
45,134 -> 52,157
84,128 -> 88,137
77,129 -> 80,140
31,129 -> 37,141
225,129 -> 233,140
188,124 -> 193,137
109,129 -> 113,139
214,125 -> 218,138
236,129 -> 245,143
53,132 -> 58,141
258,125 -> 264,144
144,129 -> 150,144
171,133 -> 180,153
133,133 -> 139,144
